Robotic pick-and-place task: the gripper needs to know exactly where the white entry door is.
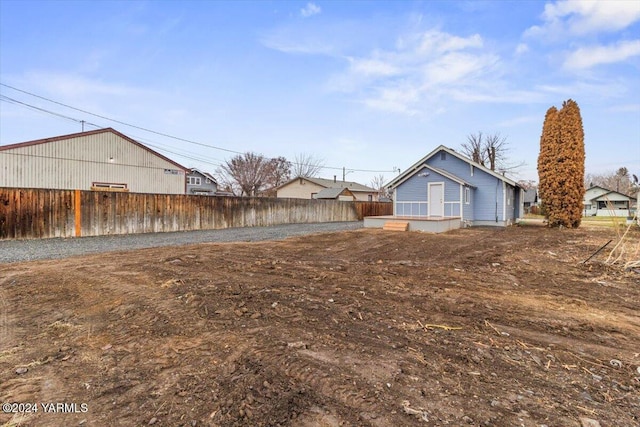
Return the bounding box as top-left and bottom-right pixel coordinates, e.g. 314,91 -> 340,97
429,183 -> 444,216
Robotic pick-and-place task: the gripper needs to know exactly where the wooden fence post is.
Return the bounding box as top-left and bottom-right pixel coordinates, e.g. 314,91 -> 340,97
74,189 -> 82,237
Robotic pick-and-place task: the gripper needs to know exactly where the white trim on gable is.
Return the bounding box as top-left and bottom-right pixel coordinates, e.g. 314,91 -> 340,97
386,145 -> 519,190
388,164 -> 475,190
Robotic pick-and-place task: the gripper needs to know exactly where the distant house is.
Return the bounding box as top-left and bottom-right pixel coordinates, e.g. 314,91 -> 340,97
383,145 -> 523,227
583,185 -> 636,217
523,188 -> 539,213
276,176 -> 378,202
187,168 -> 218,196
0,128 -> 188,194
314,187 -> 356,201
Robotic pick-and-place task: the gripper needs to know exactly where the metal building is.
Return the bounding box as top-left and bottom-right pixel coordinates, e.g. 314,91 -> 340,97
0,128 -> 187,194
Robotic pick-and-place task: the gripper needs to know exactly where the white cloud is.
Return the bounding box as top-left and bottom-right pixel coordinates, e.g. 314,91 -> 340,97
606,103 -> 640,114
362,85 -> 421,115
328,29 -> 503,115
449,89 -> 546,104
564,40 -> 640,69
416,31 -> 483,54
536,80 -> 627,98
301,2 -> 321,18
349,57 -> 399,77
545,0 -> 640,33
526,0 -> 640,38
515,43 -> 529,55
423,52 -> 498,86
260,29 -> 334,55
23,72 -> 140,99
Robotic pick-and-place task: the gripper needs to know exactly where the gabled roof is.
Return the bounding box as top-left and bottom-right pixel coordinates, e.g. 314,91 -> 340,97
386,145 -> 519,189
586,185 -> 610,192
586,188 -> 637,201
389,164 -> 476,189
0,127 -> 188,171
188,168 -> 217,183
279,176 -> 376,192
315,187 -> 355,199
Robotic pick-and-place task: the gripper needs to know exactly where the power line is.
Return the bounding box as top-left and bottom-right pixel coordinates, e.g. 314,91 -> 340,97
1,83 -> 243,155
0,95 -> 102,129
0,82 -> 397,174
1,95 -> 226,169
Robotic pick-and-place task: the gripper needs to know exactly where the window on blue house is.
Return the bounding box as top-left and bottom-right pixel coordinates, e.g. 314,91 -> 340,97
440,152 -> 446,160
464,187 -> 470,204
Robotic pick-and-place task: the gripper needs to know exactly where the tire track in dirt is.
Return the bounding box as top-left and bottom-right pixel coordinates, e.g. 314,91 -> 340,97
0,283 -> 9,350
0,272 -> 19,350
226,331 -> 395,426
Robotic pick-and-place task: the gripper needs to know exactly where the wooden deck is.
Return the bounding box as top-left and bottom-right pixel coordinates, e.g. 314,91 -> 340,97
364,215 -> 462,233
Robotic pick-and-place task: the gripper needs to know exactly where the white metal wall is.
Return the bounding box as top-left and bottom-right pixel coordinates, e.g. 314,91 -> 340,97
0,132 -> 186,194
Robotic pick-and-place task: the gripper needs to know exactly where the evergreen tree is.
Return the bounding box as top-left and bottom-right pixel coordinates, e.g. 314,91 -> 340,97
537,99 -> 585,228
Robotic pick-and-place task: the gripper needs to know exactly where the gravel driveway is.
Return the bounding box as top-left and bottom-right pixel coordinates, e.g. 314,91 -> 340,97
0,221 -> 363,264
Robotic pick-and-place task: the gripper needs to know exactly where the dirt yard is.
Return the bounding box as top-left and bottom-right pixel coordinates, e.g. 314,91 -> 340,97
1,225 -> 639,427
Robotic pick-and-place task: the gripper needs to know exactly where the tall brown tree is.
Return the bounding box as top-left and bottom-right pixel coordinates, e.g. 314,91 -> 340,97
537,99 -> 585,228
538,106 -> 559,220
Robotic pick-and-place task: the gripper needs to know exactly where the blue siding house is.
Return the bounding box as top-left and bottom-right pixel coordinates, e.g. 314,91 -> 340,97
385,145 -> 523,227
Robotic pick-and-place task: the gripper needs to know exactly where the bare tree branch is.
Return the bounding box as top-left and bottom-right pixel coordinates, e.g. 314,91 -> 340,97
292,153 -> 325,178
585,167 -> 638,195
460,131 -> 518,173
370,174 -> 389,199
485,133 -> 507,171
266,156 -> 292,188
216,152 -> 286,197
461,131 -> 485,166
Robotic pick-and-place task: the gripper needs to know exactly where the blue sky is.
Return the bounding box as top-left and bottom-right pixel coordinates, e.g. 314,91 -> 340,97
1,0 -> 639,186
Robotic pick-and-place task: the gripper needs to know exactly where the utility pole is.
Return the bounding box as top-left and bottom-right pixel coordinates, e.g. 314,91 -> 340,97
342,167 -> 354,181
81,120 -> 85,132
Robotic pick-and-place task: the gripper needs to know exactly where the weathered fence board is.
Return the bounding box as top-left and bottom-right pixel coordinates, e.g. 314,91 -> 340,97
0,188 -> 393,240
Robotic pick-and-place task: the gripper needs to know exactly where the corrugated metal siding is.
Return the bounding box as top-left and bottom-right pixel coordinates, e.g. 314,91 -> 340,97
1,133 -> 185,194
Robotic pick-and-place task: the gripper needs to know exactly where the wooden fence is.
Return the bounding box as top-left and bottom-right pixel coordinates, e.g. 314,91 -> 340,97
0,188 -> 393,240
